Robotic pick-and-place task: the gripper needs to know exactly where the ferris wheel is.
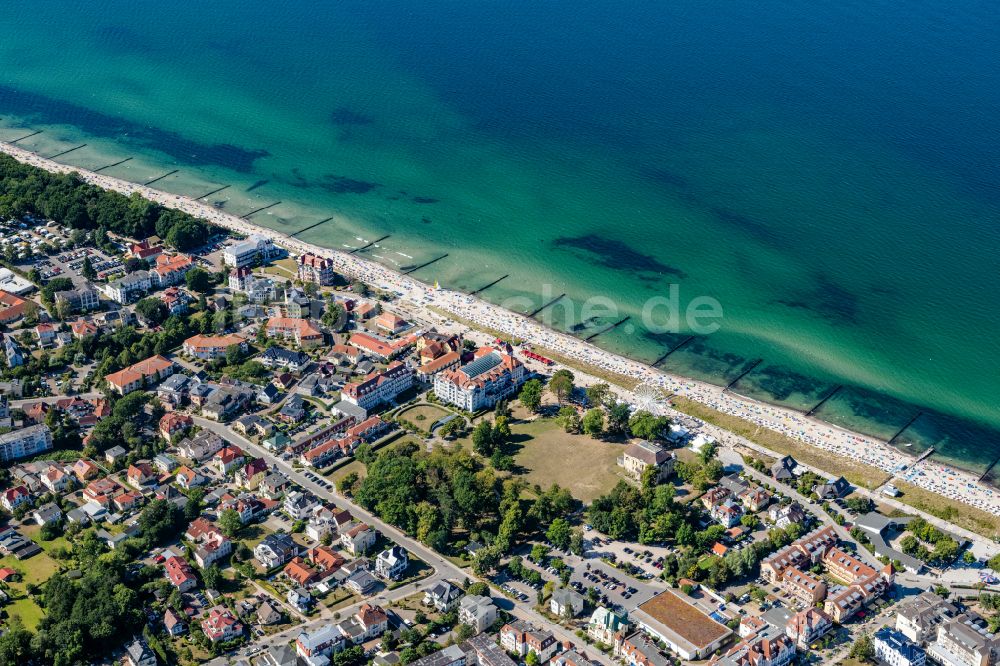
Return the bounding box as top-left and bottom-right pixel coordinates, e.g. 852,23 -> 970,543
633,382 -> 665,414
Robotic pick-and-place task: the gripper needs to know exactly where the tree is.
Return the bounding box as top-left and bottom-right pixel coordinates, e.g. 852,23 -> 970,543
582,408 -> 605,437
138,499 -> 184,546
526,651 -> 539,666
202,564 -> 221,590
557,406 -> 580,433
547,518 -> 572,550
218,508 -> 243,538
585,383 -> 610,407
185,267 -> 212,294
135,297 -> 168,326
849,632 -> 874,662
224,343 -> 245,366
472,421 -> 496,457
81,255 -> 96,280
549,370 -> 574,404
629,410 -> 670,440
605,400 -> 631,436
337,471 -> 359,495
519,379 -> 543,412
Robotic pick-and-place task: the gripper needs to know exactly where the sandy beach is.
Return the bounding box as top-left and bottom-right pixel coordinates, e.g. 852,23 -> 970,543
2,140 -> 998,518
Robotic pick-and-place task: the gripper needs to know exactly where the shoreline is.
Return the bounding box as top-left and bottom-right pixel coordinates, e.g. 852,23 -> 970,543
2,139 -> 998,520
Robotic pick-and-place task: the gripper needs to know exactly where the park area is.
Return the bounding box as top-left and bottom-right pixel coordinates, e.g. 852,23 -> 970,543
395,404 -> 454,431
507,416 -> 626,502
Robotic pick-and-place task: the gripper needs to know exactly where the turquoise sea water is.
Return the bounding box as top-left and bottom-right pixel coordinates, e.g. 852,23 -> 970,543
2,1 -> 999,476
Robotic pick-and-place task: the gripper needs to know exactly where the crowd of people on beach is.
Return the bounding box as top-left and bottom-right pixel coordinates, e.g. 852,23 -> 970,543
3,140 -> 998,517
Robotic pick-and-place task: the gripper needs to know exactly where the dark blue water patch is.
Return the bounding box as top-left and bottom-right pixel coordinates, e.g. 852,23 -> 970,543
552,234 -> 686,279
665,338 -> 750,384
282,168 -> 380,195
411,196 -> 439,204
735,363 -> 835,405
772,273 -> 861,325
330,107 -> 374,126
710,206 -> 786,249
0,85 -> 268,172
814,386 -> 916,442
246,179 -> 269,192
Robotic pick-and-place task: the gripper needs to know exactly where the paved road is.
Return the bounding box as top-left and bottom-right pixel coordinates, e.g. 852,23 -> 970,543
193,417 -> 612,664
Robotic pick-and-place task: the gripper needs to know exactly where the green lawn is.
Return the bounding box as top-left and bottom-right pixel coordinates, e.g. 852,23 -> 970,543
4,596 -> 44,630
508,417 -> 625,503
20,525 -> 71,557
396,404 -> 452,427
0,551 -> 61,588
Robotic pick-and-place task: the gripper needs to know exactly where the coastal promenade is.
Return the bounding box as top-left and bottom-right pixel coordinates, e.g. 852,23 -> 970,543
1,140 -> 997,519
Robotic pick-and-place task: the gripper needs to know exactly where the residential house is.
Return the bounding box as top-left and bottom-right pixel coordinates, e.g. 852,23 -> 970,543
40,465 -> 71,493
284,557 -> 319,588
257,600 -> 283,627
151,253 -> 194,286
618,440 -> 676,483
159,412 -> 193,440
375,545 -> 408,580
105,270 -> 151,304
127,462 -> 156,488
297,253 -> 335,286
499,620 -> 558,662
785,608 -> 833,649
255,532 -> 297,569
235,458 -> 269,488
588,607 -> 629,646
33,502 -> 62,526
123,637 -> 158,666
215,445 -> 246,475
260,346 -> 311,372
201,605 -> 244,643
873,627 -> 926,666
341,523 -> 376,556
926,613 -> 995,666
278,394 -> 307,423
104,355 -> 174,395
1,486 -> 32,513
550,587 -> 585,618
459,594 -> 498,633
175,465 -> 207,490
164,555 -> 198,592
266,317 -> 324,348
0,424 -> 54,462
424,580 -> 463,613
814,476 -> 851,500
54,286 -> 100,313
287,587 -> 313,612
163,608 -> 187,637
186,518 -> 233,568
768,502 -> 806,530
284,491 -> 319,521
183,333 -> 247,360
771,456 -> 799,481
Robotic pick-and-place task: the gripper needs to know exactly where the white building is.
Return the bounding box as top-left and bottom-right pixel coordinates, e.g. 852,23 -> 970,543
105,271 -> 152,304
340,361 -> 414,413
0,424 -> 53,462
223,235 -> 279,268
459,595 -> 498,634
375,545 -> 408,580
434,348 -> 526,412
873,627 -> 926,666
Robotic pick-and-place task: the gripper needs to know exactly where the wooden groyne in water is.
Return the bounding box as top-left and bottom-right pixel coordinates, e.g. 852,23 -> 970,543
529,293 -> 565,318
470,274 -> 509,296
887,411 -> 923,446
653,335 -> 696,366
403,253 -> 449,275
723,358 -> 763,393
197,184 -> 230,200
585,316 -> 630,342
242,201 -> 282,219
806,385 -> 843,416
289,217 -> 332,238
47,144 -> 86,159
350,234 -> 391,254
144,169 -> 178,186
9,130 -> 42,144
94,157 -> 132,173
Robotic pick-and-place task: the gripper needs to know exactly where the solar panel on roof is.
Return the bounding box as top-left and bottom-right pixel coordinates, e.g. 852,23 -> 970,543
460,353 -> 502,379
